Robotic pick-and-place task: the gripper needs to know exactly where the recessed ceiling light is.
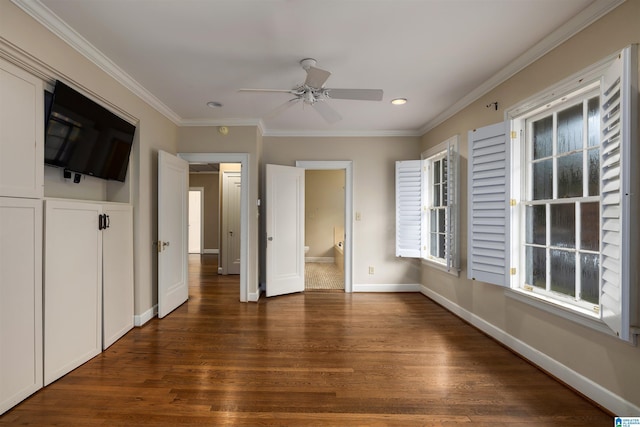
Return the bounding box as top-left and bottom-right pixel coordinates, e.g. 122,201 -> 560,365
207,101 -> 223,108
391,98 -> 407,105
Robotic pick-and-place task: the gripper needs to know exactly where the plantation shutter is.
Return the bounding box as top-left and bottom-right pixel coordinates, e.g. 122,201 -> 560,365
467,122 -> 509,286
445,138 -> 459,271
395,160 -> 422,258
599,45 -> 637,342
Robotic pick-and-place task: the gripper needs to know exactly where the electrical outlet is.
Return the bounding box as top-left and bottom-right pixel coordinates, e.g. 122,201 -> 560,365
368,266 -> 374,275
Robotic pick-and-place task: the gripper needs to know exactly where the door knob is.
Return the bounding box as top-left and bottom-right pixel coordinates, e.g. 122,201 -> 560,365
267,237 -> 273,241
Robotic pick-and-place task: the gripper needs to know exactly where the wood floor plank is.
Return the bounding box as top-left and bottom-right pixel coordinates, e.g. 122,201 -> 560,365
0,254 -> 611,426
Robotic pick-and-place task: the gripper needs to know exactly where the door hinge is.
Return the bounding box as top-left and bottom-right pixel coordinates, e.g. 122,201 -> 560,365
510,131 -> 517,139
510,267 -> 516,275
510,199 -> 517,206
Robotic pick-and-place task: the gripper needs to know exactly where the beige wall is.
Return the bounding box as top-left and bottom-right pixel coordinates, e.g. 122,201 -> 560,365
420,0 -> 640,411
189,173 -> 219,251
263,136 -> 422,286
0,1 -> 179,318
305,170 -> 345,258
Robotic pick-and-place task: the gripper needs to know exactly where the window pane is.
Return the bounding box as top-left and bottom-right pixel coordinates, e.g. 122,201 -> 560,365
433,160 -> 440,184
526,205 -> 546,245
550,249 -> 576,297
433,183 -> 441,206
551,203 -> 575,248
430,210 -> 437,233
533,159 -> 553,200
580,253 -> 599,304
430,232 -> 437,257
438,234 -> 445,259
587,97 -> 600,148
532,116 -> 553,159
557,152 -> 583,198
438,208 -> 446,233
588,148 -> 599,196
557,103 -> 583,154
581,202 -> 599,251
526,246 -> 546,289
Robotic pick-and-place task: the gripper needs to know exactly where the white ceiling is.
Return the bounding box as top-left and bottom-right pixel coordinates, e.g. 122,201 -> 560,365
17,0 -> 621,136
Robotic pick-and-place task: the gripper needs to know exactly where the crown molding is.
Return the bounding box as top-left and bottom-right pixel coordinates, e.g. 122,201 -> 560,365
11,0 -> 182,125
179,118 -> 262,127
260,128 -> 422,138
417,0 -> 625,135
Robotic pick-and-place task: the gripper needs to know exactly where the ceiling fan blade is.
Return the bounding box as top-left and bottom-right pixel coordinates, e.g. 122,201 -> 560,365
312,101 -> 342,124
325,88 -> 383,101
304,66 -> 331,88
239,88 -> 295,94
263,98 -> 301,120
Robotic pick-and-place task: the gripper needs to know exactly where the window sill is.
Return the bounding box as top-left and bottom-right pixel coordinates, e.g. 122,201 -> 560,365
421,258 -> 460,277
504,287 -> 615,337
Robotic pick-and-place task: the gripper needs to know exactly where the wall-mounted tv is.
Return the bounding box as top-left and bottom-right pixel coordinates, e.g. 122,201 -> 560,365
44,81 -> 136,182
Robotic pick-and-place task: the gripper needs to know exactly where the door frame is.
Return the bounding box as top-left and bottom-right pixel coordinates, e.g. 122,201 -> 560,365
296,160 -> 353,293
179,153 -> 249,302
188,187 -> 204,254
220,170 -> 241,275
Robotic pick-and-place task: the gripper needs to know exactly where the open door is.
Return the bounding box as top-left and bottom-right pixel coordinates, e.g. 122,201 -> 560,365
158,150 -> 189,318
266,164 -> 305,297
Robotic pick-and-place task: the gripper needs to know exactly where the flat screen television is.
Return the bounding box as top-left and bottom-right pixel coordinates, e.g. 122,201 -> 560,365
44,81 -> 135,182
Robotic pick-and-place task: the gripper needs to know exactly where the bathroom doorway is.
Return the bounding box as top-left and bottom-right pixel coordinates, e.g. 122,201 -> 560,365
296,160 -> 353,293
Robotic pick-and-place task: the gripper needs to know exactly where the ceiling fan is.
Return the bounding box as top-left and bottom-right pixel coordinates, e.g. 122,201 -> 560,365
239,58 -> 383,123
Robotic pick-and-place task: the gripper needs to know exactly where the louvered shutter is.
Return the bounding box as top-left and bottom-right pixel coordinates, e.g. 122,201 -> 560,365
445,138 -> 459,271
599,46 -> 637,342
396,160 -> 422,258
467,122 -> 509,286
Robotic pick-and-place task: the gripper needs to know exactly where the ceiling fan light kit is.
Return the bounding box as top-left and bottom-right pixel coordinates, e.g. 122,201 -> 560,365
239,58 -> 383,123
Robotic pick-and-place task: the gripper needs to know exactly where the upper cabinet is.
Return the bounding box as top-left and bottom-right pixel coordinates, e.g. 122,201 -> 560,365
0,58 -> 44,199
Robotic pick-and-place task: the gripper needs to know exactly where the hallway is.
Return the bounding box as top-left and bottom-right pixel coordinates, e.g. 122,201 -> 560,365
0,256 -> 610,426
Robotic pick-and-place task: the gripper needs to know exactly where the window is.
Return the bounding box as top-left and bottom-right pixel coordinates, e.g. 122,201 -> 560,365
396,136 -> 459,274
468,46 -> 637,342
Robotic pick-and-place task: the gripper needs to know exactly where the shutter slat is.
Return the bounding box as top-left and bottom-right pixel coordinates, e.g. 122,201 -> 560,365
395,160 -> 422,258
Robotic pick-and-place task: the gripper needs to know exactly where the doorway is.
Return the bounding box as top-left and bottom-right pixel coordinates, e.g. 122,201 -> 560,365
303,169 -> 345,291
179,153 -> 250,302
188,187 -> 204,254
296,160 -> 353,293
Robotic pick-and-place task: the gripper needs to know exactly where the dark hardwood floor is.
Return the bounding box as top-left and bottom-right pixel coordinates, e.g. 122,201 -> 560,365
1,254 -> 611,426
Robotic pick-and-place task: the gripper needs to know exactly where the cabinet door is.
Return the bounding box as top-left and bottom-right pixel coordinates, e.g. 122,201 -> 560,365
0,59 -> 44,198
0,198 -> 42,415
44,199 -> 102,386
102,204 -> 134,349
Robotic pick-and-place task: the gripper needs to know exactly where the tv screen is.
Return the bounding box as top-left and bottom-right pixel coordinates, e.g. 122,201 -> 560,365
44,81 -> 135,182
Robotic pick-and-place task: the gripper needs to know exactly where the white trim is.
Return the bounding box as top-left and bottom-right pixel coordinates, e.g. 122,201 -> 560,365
353,283 -> 421,292
203,248 -> 219,255
296,161 -> 353,294
188,187 -> 204,254
420,285 -> 640,416
248,291 -> 260,302
421,259 -> 460,277
134,305 -> 156,327
179,153 -> 250,302
263,128 -> 421,138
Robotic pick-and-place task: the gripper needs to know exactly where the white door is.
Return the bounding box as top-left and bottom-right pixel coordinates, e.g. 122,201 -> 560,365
266,164 -> 305,297
158,150 -> 189,318
222,171 -> 241,274
188,189 -> 202,254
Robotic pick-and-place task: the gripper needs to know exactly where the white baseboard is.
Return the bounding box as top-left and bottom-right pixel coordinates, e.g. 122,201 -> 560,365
305,257 -> 334,263
420,285 -> 640,416
203,249 -> 219,255
248,291 -> 260,302
134,305 -> 156,327
353,283 -> 421,292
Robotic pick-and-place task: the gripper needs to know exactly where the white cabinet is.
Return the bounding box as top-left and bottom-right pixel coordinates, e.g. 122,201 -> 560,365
0,58 -> 44,199
44,199 -> 134,385
102,204 -> 134,350
44,199 -> 102,386
0,198 -> 43,415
